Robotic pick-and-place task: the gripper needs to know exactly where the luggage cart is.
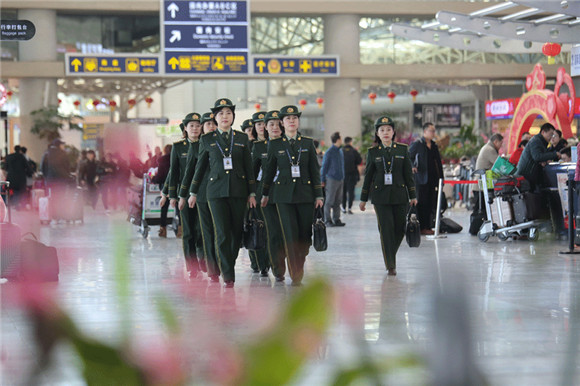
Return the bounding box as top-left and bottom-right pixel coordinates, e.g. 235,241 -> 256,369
129,174 -> 178,239
477,173 -> 547,242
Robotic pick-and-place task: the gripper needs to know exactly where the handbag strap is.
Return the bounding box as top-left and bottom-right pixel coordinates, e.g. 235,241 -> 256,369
407,205 -> 417,221
315,207 -> 324,221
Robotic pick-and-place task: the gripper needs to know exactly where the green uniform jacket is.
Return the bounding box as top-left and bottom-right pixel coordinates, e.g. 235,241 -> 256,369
168,139 -> 191,199
261,134 -> 323,204
251,139 -> 269,199
360,142 -> 417,204
178,140 -> 200,198
191,129 -> 256,199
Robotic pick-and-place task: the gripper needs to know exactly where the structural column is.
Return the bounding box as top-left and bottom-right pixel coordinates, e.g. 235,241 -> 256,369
18,9 -> 58,161
323,15 -> 361,144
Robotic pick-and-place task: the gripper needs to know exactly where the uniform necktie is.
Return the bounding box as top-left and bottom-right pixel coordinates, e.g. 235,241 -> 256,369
289,138 -> 295,146
222,131 -> 229,143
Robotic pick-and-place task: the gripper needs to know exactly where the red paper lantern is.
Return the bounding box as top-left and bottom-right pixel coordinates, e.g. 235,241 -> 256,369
58,99 -> 62,105
109,100 -> 117,111
145,97 -> 153,108
128,99 -> 137,109
254,103 -> 261,111
316,97 -> 324,109
387,91 -> 396,104
73,100 -> 81,108
542,43 -> 561,65
410,89 -> 418,102
298,99 -> 307,110
368,92 -> 377,105
6,90 -> 13,100
92,99 -> 100,108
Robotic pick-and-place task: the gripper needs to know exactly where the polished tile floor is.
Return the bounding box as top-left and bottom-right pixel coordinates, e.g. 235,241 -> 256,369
2,205 -> 580,385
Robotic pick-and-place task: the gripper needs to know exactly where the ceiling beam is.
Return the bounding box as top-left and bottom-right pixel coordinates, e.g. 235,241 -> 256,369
514,0 -> 580,18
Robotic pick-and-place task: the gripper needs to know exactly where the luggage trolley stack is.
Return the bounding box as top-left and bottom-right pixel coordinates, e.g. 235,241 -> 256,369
128,174 -> 178,239
477,172 -> 548,242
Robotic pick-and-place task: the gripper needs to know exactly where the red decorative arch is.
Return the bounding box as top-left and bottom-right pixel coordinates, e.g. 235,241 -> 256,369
508,64 -> 576,154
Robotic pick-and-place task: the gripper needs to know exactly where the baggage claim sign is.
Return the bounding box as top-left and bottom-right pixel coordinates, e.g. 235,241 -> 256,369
162,0 -> 250,76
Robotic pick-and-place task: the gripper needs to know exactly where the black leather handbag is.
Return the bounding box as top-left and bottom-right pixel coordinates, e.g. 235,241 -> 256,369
312,207 -> 328,252
405,205 -> 421,248
243,208 -> 266,250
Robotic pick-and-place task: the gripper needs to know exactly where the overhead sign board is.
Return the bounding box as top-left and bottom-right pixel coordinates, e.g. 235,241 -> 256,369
572,45 -> 580,77
65,54 -> 160,76
485,98 -> 520,120
253,56 -> 339,77
0,20 -> 35,41
413,104 -> 462,128
162,0 -> 250,76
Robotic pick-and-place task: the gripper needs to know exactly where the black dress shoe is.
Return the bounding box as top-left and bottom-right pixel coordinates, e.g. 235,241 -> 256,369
291,281 -> 302,287
325,221 -> 335,227
210,275 -> 220,283
252,269 -> 259,273
334,220 -> 346,227
224,281 -> 235,288
275,275 -> 285,282
347,209 -> 353,214
260,269 -> 269,277
387,269 -> 397,276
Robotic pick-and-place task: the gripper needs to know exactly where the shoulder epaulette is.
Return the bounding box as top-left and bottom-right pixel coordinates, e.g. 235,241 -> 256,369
173,139 -> 185,145
254,139 -> 267,145
300,135 -> 313,140
395,142 -> 408,147
368,145 -> 378,150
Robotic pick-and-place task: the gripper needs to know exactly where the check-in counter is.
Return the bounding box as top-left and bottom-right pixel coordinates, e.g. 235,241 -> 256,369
544,162 -> 576,234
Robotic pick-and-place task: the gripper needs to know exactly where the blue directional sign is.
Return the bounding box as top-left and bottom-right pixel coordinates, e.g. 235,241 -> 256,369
253,56 -> 340,77
65,54 -> 160,76
162,0 -> 250,76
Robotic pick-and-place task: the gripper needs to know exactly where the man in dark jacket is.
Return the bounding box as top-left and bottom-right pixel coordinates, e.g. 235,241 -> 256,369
3,145 -> 30,209
516,123 -> 560,190
341,136 -> 362,214
41,139 -> 70,187
409,122 -> 444,235
78,150 -> 99,209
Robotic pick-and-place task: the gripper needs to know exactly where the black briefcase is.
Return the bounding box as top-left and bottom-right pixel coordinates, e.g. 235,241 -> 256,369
312,207 -> 328,252
405,206 -> 421,248
243,208 -> 266,250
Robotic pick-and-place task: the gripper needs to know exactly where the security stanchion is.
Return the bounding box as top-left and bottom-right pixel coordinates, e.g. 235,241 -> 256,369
426,178 -> 479,241
560,170 -> 580,255
427,178 -> 447,240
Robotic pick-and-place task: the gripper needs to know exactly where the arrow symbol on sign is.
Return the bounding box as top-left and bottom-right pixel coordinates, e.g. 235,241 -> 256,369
168,57 -> 179,70
71,58 -> 82,72
169,30 -> 181,43
256,60 -> 266,73
167,2 -> 179,19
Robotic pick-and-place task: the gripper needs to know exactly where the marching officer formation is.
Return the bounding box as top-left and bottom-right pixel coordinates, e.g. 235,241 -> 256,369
161,99 -> 418,288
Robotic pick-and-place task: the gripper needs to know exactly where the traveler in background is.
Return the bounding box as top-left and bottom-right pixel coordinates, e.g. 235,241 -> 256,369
471,133 -> 503,218
78,150 -> 99,209
549,129 -> 568,153
99,153 -> 118,212
560,146 -> 572,163
517,123 -> 560,190
341,136 -> 362,214
2,145 -> 30,209
320,131 -> 346,227
154,144 -> 172,237
509,139 -> 528,166
409,122 -> 443,235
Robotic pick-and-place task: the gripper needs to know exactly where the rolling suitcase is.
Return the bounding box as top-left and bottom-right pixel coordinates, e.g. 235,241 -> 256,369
469,191 -> 486,235
20,233 -> 59,281
1,182 -> 22,279
39,196 -> 50,224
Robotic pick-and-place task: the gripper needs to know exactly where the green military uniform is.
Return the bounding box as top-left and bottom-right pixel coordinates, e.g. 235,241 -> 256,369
360,116 -> 416,273
250,138 -> 272,276
177,113 -> 206,274
261,105 -> 323,285
191,98 -> 256,286
169,121 -> 203,274
185,112 -> 220,281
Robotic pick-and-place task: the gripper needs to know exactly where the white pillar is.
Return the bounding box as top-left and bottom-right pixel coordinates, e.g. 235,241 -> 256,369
323,14 -> 361,144
18,9 -> 58,161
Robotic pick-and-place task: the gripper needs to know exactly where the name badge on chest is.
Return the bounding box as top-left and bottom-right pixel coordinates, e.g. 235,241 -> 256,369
257,168 -> 263,181
223,157 -> 233,170
291,165 -> 301,178
384,173 -> 393,185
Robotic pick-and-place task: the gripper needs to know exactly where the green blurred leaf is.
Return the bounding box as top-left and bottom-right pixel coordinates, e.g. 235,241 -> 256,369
113,224 -> 131,342
155,296 -> 180,335
241,278 -> 333,386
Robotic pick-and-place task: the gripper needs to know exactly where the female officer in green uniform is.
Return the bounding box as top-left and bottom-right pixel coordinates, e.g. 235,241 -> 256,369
261,105 -> 323,286
188,98 -> 256,288
359,116 -> 417,276
182,112 -> 220,282
249,112 -> 272,277
259,110 -> 287,282
168,113 -> 204,276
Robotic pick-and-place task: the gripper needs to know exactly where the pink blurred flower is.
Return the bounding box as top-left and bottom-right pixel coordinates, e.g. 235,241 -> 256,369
131,336 -> 187,386
336,285 -> 365,329
206,343 -> 244,385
